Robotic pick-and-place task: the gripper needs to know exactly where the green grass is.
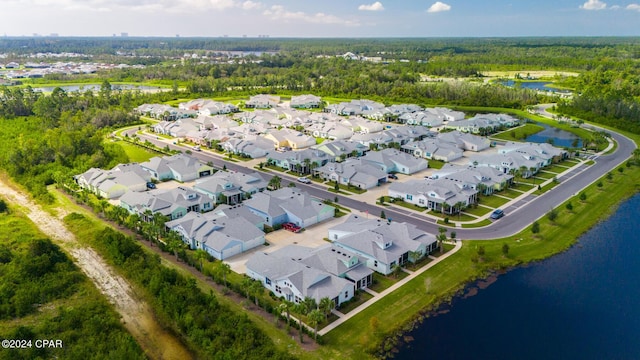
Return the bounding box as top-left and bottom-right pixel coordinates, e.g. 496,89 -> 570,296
428,159 -> 446,169
461,219 -> 493,228
535,181 -> 560,194
369,272 -> 409,293
112,140 -> 158,162
391,200 -> 428,212
462,205 -> 493,217
316,137 -> 325,145
511,182 -> 535,191
534,171 -> 557,180
328,182 -> 367,194
497,188 -> 524,199
477,194 -> 510,208
491,123 -> 545,141
430,211 -> 477,222
544,164 -> 572,173
337,291 -> 375,314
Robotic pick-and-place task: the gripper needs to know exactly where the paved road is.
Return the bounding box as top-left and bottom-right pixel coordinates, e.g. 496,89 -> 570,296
125,116 -> 636,240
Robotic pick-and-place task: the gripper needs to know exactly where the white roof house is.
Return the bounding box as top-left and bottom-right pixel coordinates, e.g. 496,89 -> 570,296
290,94 -> 323,109
360,148 -> 428,174
328,214 -> 438,275
243,188 -> 335,228
315,159 -> 388,190
74,163 -> 151,199
245,94 -> 280,108
140,154 -> 214,182
388,178 -> 478,214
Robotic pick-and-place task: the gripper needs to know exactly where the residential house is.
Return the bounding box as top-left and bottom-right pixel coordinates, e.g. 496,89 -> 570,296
245,94 -> 280,109
328,214 -> 438,275
499,142 -> 569,165
243,188 -> 335,228
246,250 -> 355,306
179,99 -> 238,115
166,211 -> 265,260
401,139 -> 464,162
315,159 -> 387,189
267,148 -> 330,174
446,113 -> 519,134
360,148 -> 428,174
263,129 -> 316,150
468,152 -> 544,177
310,122 -> 354,140
437,131 -> 491,152
140,154 -> 214,182
312,140 -> 368,162
430,164 -> 514,195
290,94 -> 323,109
388,179 -> 478,214
74,163 -> 151,199
119,186 -> 213,221
343,117 -> 384,134
221,137 -> 273,158
194,170 -> 267,205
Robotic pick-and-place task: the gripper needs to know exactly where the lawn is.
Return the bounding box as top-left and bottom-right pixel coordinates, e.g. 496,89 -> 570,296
429,211 -> 477,222
544,164 -> 572,174
391,200 -> 428,212
369,272 -> 409,293
337,291 -> 374,314
497,189 -> 523,199
511,182 -> 535,191
428,159 -> 446,169
534,171 -> 557,180
112,140 -> 159,162
462,205 -> 493,217
461,219 -> 493,228
491,123 -> 545,141
478,194 -> 510,208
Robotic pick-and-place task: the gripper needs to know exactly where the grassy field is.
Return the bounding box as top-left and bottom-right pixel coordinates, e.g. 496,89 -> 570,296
477,194 -> 511,208
111,140 -> 159,162
491,123 -> 545,141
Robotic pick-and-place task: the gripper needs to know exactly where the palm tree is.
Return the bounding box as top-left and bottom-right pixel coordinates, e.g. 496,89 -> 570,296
390,263 -> 402,278
308,309 -> 324,341
318,297 -> 334,321
303,158 -> 311,174
529,167 -> 537,184
519,165 -> 528,180
165,230 -> 184,260
217,262 -> 230,288
279,299 -> 294,332
408,250 -> 421,265
454,201 -> 466,219
293,303 -> 306,343
438,227 -> 447,254
194,249 -> 208,272
268,175 -> 282,190
250,280 -> 263,307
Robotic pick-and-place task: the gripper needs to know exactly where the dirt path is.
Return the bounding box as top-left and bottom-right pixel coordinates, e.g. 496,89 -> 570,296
0,181 -> 193,360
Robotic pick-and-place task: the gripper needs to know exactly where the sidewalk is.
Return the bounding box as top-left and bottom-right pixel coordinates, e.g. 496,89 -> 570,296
318,240 -> 462,336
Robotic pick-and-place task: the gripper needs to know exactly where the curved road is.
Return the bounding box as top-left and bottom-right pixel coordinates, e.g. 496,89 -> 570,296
125,114 -> 636,240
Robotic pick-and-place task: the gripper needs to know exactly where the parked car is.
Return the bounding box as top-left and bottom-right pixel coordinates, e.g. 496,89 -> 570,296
388,174 -> 398,180
297,177 -> 311,184
490,209 -> 505,219
282,222 -> 301,233
192,145 -> 201,151
146,182 -> 156,189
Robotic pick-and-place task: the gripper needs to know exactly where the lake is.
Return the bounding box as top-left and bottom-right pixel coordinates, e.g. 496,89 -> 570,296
396,194 -> 640,360
501,80 -> 571,94
525,122 -> 582,148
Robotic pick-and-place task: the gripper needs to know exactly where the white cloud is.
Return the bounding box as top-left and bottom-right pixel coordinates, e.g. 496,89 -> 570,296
580,0 -> 607,10
627,3 -> 640,11
427,1 -> 451,13
358,2 -> 384,11
19,0 -> 242,13
263,5 -> 359,26
241,1 -> 262,10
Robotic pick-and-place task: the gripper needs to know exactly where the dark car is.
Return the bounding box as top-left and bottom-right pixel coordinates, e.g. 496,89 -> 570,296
146,182 -> 157,189
490,209 -> 504,219
388,174 -> 398,180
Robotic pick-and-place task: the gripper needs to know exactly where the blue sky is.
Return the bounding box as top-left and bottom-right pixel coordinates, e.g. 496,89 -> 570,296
1,0 -> 639,37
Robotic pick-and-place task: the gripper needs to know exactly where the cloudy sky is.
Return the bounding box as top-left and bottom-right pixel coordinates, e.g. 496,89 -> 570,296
2,0 -> 639,37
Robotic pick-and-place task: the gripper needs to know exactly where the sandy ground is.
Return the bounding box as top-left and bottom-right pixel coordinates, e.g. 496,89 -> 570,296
0,180 -> 193,360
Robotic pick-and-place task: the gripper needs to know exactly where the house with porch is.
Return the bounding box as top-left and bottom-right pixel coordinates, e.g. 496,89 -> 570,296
360,148 -> 428,175
437,131 -> 491,152
267,149 -> 330,174
328,215 -> 437,275
312,140 -> 368,162
246,250 -> 355,307
263,129 -> 316,150
119,186 -> 213,221
221,137 -> 273,158
74,163 -> 151,199
499,142 -> 569,166
194,170 -> 267,205
290,94 -> 322,109
315,159 -> 387,190
245,94 -> 280,109
401,139 -> 464,162
388,178 -> 478,214
430,164 -> 514,195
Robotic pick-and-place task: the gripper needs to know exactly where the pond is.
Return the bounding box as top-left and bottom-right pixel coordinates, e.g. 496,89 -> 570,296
396,194 -> 640,360
525,122 -> 582,148
501,80 -> 571,94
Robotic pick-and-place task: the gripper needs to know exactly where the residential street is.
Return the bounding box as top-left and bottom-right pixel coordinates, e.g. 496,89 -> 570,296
125,112 -> 636,240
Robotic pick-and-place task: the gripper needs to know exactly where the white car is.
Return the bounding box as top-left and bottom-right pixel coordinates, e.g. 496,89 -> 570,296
297,177 -> 311,184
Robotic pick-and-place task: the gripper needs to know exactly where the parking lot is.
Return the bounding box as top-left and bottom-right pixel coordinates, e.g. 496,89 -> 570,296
225,216 -> 349,274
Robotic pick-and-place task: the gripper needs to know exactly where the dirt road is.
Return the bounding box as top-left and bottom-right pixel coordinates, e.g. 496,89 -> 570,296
0,181 -> 193,360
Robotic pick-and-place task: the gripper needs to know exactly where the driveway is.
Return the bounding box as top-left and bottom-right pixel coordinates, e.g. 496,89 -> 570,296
225,216 -> 348,274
